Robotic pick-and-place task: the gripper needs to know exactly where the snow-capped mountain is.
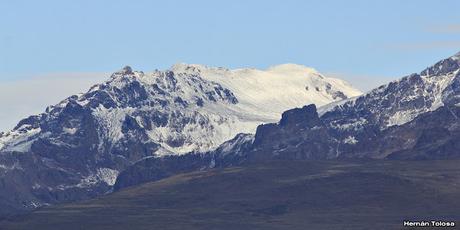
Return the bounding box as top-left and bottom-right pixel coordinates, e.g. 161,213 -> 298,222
0,64 -> 359,156
113,52 -> 460,191
0,63 -> 359,216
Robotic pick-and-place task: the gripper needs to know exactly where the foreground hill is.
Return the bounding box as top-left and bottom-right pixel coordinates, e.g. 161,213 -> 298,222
2,160 -> 460,230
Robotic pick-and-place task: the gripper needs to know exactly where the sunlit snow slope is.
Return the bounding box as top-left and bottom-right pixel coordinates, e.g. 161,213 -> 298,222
172,63 -> 361,122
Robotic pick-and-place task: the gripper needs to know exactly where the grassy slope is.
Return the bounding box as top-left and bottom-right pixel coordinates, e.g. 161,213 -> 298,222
2,160 -> 460,230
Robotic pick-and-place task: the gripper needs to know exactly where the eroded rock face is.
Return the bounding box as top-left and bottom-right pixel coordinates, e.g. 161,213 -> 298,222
251,105 -> 335,160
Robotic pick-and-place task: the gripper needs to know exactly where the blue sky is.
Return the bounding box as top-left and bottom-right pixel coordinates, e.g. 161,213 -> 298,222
2,0 -> 460,79
1,0 -> 460,130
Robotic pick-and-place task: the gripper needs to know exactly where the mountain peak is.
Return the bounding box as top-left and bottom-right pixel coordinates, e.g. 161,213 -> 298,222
120,65 -> 133,74
170,63 -> 228,74
420,52 -> 460,76
171,62 -> 204,71
267,64 -> 320,76
279,104 -> 320,128
171,63 -> 323,78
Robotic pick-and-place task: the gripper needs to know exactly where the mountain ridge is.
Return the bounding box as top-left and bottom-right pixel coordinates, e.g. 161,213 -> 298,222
0,63 -> 359,216
0,63 -> 360,154
114,51 -> 460,191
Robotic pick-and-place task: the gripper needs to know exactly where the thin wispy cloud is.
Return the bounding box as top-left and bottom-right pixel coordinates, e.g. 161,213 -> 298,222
425,24 -> 460,33
383,23 -> 460,52
385,41 -> 460,51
